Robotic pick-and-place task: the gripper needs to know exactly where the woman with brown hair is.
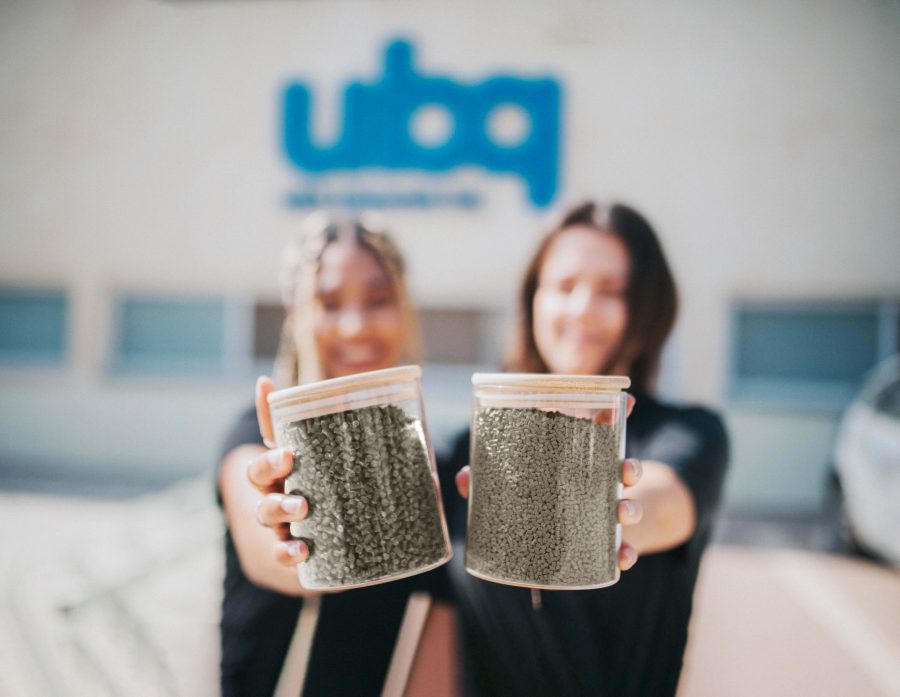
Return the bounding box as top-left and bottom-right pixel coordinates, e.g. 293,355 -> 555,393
448,200 -> 729,696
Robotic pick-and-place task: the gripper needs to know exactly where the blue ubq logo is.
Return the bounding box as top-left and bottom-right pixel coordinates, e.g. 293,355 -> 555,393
282,40 -> 561,208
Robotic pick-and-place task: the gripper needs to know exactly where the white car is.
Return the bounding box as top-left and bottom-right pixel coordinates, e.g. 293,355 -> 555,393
832,354 -> 900,565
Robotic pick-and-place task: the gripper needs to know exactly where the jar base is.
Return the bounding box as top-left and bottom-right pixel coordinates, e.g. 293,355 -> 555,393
464,565 -> 620,591
300,550 -> 453,592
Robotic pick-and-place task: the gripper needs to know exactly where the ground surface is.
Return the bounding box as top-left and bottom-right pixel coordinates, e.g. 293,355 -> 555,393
0,482 -> 897,696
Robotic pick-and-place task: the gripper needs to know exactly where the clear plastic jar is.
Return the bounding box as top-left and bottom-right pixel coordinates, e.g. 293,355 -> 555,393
267,365 -> 452,591
465,373 -> 630,590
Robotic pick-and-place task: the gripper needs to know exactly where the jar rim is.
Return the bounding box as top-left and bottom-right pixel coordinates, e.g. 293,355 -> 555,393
268,365 -> 422,407
472,372 -> 630,392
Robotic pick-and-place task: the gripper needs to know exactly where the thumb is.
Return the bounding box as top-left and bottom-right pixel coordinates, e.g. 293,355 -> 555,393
455,466 -> 470,500
256,376 -> 277,446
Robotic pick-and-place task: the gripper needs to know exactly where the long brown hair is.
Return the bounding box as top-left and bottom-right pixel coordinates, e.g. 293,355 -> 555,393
273,212 -> 422,387
506,201 -> 677,395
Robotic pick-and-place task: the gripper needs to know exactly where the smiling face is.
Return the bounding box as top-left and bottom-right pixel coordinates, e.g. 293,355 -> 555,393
532,226 -> 630,376
308,238 -> 407,379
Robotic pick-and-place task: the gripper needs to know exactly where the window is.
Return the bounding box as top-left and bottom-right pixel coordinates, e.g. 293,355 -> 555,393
106,295 -> 510,379
873,379 -> 900,418
253,302 -> 284,362
730,300 -> 900,408
0,287 -> 67,364
419,308 -> 483,364
112,295 -> 225,373
417,307 -> 510,366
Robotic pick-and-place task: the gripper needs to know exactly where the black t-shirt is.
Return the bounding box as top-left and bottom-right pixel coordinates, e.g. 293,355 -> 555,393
446,392 -> 729,697
216,393 -> 728,697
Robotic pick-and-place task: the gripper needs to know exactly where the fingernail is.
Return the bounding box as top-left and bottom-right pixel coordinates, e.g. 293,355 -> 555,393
286,540 -> 305,557
625,546 -> 636,564
623,500 -> 637,517
281,497 -> 304,515
268,449 -> 290,469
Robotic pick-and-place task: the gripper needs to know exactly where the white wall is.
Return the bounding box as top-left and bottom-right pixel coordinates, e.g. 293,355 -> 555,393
1,0 -> 899,507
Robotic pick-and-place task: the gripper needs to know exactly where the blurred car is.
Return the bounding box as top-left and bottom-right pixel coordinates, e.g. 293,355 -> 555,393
830,354 -> 900,565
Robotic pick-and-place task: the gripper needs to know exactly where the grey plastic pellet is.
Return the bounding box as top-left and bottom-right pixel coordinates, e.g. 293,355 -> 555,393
466,407 -> 620,588
277,404 -> 447,588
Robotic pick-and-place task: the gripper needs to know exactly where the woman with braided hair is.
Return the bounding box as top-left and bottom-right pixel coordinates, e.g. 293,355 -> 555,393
215,213 -> 456,696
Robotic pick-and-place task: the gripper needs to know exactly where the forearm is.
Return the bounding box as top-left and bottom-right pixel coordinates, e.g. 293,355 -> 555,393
219,444 -> 316,597
622,460 -> 696,554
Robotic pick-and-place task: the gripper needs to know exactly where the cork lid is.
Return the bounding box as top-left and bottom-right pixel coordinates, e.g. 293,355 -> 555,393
268,365 -> 422,409
472,373 -> 630,392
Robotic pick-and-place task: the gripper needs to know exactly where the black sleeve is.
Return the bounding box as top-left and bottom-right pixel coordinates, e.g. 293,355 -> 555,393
215,405 -> 264,508
436,428 -> 471,541
220,405 -> 264,459
636,407 -> 729,541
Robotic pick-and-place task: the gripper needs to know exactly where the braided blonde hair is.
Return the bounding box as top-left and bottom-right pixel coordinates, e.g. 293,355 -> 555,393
272,212 -> 423,387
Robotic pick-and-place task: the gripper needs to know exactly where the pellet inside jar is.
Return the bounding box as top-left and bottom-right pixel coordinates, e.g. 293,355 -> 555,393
278,403 -> 447,588
466,407 -> 620,588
